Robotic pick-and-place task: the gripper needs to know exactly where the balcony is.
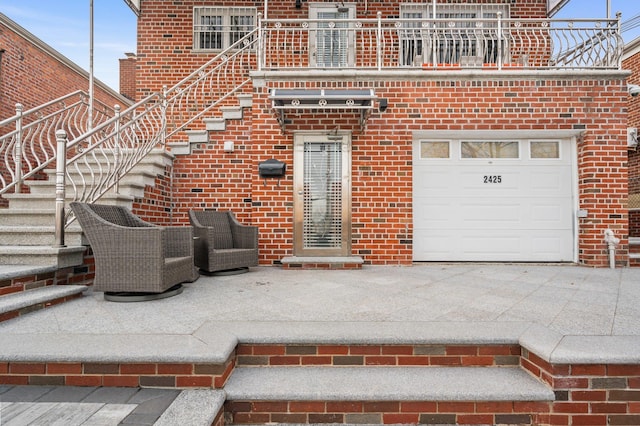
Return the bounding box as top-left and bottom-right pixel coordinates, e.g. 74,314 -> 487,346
256,13 -> 623,72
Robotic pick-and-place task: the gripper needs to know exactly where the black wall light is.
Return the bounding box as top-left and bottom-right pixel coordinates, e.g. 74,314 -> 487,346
379,98 -> 388,112
295,0 -> 302,8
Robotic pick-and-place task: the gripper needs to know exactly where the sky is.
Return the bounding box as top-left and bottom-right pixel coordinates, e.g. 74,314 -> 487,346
0,0 -> 639,93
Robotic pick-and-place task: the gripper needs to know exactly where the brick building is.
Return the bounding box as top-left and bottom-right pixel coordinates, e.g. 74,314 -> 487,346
0,12 -> 129,123
624,37 -> 640,240
125,0 -> 629,268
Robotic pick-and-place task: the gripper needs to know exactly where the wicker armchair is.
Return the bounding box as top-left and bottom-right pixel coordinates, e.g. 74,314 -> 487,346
70,202 -> 198,301
188,210 -> 259,275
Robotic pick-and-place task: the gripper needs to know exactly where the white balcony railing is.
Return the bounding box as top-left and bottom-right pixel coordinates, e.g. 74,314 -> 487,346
257,13 -> 623,71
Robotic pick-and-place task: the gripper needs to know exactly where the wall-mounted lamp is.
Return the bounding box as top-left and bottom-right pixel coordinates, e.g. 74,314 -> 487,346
295,0 -> 302,8
378,98 -> 388,113
223,140 -> 234,152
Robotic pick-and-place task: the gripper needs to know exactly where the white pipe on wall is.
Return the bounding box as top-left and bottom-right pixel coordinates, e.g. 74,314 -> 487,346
604,229 -> 620,269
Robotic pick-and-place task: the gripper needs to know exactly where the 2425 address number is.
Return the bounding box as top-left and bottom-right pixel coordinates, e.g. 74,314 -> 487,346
483,175 -> 502,184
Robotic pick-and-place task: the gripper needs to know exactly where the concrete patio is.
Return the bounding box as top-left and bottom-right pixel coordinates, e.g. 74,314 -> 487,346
1,263 -> 640,425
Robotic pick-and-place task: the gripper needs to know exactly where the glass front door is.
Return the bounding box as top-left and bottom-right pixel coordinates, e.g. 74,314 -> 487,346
309,4 -> 355,68
293,133 -> 351,256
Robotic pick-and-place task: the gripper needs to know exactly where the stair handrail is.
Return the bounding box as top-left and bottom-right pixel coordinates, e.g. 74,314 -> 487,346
54,29 -> 259,245
0,90 -> 116,195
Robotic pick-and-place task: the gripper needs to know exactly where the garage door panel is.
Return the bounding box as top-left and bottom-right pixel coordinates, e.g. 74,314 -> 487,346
415,230 -> 573,261
416,197 -> 573,229
413,139 -> 575,262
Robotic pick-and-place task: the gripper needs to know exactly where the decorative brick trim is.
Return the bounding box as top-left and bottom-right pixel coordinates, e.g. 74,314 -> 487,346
236,344 -> 521,367
281,262 -> 363,270
224,399 -> 550,425
0,359 -> 234,389
522,349 -> 640,425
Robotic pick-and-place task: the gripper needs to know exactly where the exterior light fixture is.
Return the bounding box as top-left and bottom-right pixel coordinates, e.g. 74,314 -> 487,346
379,98 -> 388,112
295,0 -> 302,8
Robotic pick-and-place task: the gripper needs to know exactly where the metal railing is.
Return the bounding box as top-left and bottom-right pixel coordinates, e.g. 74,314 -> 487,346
0,91 -> 115,195
258,13 -> 623,71
52,30 -> 258,245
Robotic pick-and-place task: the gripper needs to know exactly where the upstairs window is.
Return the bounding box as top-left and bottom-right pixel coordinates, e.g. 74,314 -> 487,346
399,3 -> 509,66
193,7 -> 257,51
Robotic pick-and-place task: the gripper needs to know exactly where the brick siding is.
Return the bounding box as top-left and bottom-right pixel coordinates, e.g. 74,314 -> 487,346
131,0 -> 628,267
624,44 -> 640,238
119,53 -> 137,101
0,16 -> 126,124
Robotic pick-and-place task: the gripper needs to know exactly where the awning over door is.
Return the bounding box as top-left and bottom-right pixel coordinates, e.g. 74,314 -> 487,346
269,89 -> 378,131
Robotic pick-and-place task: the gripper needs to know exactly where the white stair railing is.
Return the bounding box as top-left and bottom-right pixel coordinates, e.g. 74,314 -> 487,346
0,91 -> 115,195
52,30 -> 258,246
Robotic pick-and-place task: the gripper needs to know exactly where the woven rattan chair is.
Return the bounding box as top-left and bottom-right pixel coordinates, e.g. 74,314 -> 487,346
70,202 -> 198,301
188,210 -> 258,275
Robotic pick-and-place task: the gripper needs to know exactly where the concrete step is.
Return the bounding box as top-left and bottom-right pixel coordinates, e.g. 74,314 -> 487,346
0,245 -> 85,267
0,209 -> 56,226
225,366 -> 553,402
2,193 -> 134,210
0,226 -> 82,246
224,366 -> 554,425
237,93 -> 253,108
0,285 -> 87,321
204,117 -> 226,131
221,105 -> 244,120
30,175 -> 149,198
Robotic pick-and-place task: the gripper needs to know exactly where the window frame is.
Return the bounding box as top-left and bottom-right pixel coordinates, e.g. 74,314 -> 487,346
193,6 -> 257,52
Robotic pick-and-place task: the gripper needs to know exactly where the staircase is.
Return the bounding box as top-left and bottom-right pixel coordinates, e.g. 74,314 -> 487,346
0,149 -> 175,268
0,321 -> 559,425
218,324 -> 555,426
0,29 -> 258,272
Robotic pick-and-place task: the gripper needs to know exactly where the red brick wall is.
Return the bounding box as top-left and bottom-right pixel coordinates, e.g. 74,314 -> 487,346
134,0 -> 627,267
0,17 -> 126,123
623,46 -> 640,236
134,0 -> 548,99
119,53 -> 137,102
159,77 -> 627,267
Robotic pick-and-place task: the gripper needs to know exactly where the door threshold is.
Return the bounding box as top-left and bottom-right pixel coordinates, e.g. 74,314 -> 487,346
281,256 -> 364,270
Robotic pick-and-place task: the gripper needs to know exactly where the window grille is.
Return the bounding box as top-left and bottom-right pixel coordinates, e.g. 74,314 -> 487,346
303,142 -> 343,249
193,7 -> 256,51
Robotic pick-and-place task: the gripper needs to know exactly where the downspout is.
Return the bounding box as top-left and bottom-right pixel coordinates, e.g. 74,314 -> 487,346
604,229 -> 620,269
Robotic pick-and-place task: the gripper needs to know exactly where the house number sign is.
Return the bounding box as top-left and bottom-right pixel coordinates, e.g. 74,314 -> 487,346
483,175 -> 502,184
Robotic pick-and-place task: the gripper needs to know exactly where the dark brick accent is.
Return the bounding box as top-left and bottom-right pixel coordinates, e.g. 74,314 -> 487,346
420,413 -> 457,424
495,414 -> 533,424
286,345 -> 317,355
333,356 -> 364,366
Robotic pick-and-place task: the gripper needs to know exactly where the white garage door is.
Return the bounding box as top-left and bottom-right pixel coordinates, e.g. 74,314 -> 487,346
413,139 -> 575,262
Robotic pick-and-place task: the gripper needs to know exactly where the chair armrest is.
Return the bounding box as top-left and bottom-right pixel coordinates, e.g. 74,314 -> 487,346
229,218 -> 258,249
162,226 -> 194,258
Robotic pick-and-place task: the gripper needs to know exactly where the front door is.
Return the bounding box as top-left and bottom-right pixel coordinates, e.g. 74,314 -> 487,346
309,3 -> 356,68
293,133 -> 352,256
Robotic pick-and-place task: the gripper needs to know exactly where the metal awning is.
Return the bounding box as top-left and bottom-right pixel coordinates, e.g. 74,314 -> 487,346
269,88 -> 377,131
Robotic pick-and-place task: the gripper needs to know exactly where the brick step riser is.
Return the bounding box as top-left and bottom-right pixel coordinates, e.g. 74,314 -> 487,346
236,344 -> 521,367
224,400 -> 547,426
